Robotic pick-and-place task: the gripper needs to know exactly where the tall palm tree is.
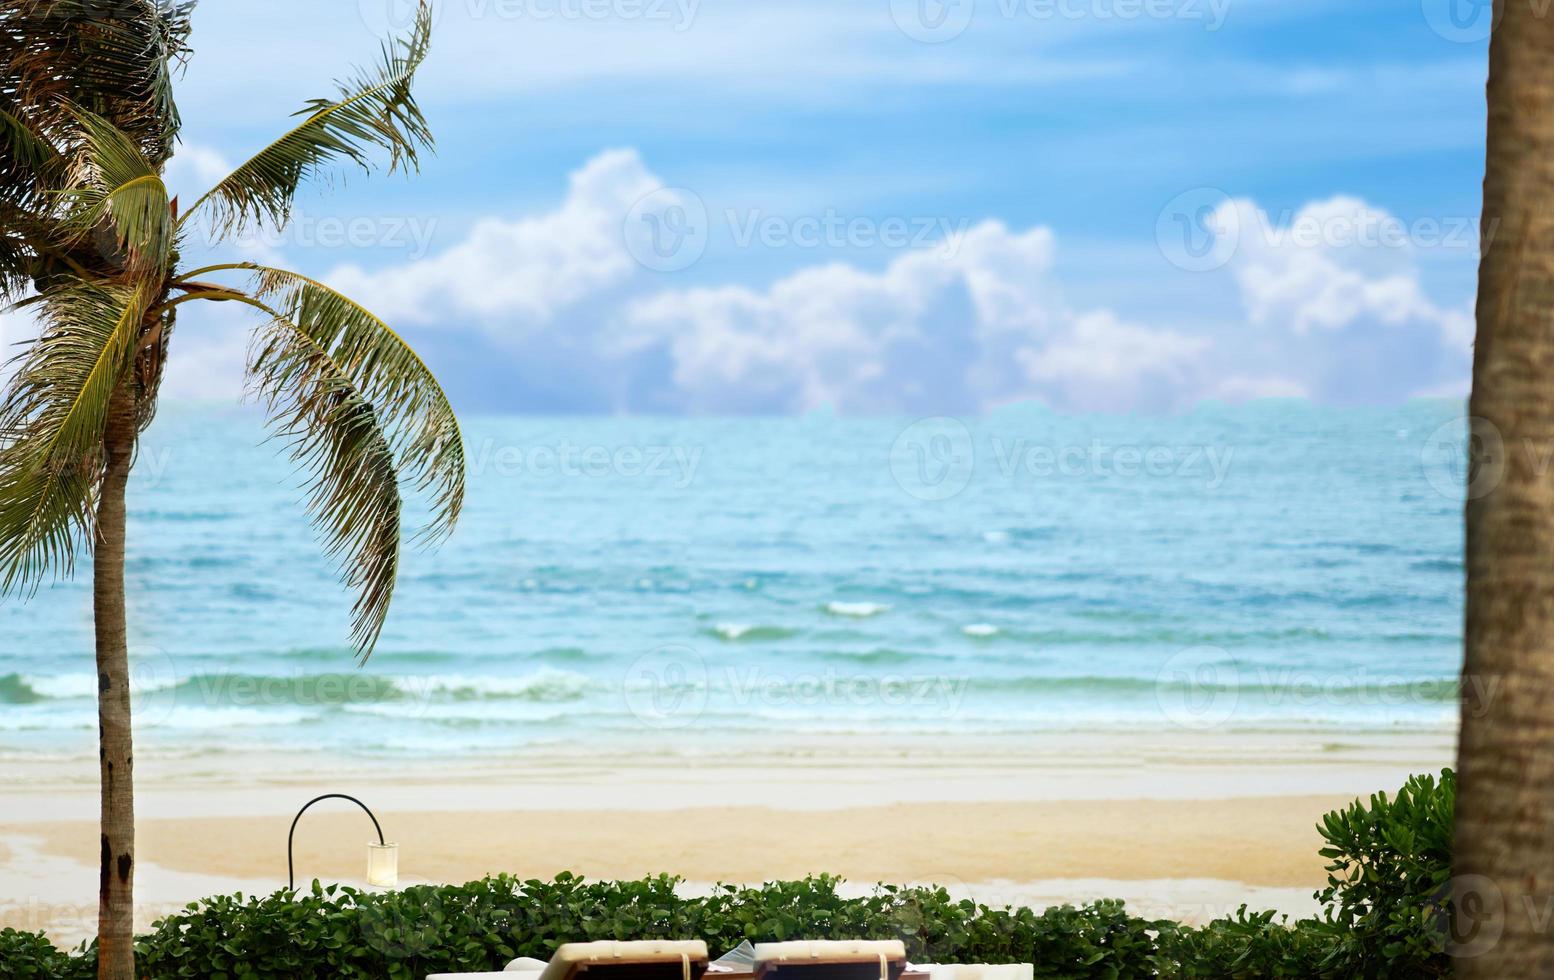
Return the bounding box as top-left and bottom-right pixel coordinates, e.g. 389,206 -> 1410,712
0,3 -> 464,977
1456,1 -> 1554,975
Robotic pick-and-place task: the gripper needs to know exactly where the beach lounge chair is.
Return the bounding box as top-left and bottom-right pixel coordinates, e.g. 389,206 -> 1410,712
425,939 -> 709,980
752,940 -> 908,979
540,939 -> 710,979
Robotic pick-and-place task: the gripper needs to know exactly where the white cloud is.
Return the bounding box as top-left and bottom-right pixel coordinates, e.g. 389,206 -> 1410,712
0,303 -> 38,391
1211,375 -> 1311,402
164,143 -> 233,204
1215,195 -> 1473,402
137,150 -> 1477,414
1017,312 -> 1209,413
160,303 -> 252,402
328,148 -> 658,329
623,222 -> 1208,413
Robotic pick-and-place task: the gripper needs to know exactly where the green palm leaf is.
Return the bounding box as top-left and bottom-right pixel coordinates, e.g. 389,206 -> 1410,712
0,199 -> 50,300
60,109 -> 172,274
0,101 -> 64,296
184,2 -> 433,237
0,100 -> 61,207
0,279 -> 152,592
239,264 -> 464,543
248,313 -> 403,656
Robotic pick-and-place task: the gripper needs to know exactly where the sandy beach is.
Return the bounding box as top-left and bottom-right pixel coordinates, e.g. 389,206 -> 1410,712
1,730 -> 1454,946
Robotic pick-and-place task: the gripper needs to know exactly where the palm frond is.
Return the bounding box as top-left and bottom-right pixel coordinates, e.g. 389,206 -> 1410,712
247,312 -> 402,656
60,108 -> 172,274
0,234 -> 28,300
0,198 -> 52,300
185,2 -> 433,237
242,264 -> 463,543
0,98 -> 65,297
0,99 -> 61,209
0,278 -> 152,593
1,0 -> 193,163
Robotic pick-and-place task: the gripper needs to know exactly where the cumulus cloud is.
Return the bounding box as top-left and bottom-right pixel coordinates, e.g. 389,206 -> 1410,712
1214,195 -> 1473,403
159,302 -> 254,401
312,155 -> 1476,413
1016,312 -> 1209,414
329,149 -> 657,329
164,143 -> 233,202
319,152 -> 1240,413
59,149 -> 1469,414
621,223 -> 1215,413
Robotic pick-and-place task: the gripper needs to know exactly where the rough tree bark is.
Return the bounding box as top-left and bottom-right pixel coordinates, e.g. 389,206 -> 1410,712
1456,1 -> 1554,975
94,383 -> 137,980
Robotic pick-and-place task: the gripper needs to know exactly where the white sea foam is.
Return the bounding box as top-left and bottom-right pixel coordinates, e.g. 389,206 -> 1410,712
154,707 -> 313,729
343,701 -> 570,723
418,669 -> 592,701
21,674 -> 97,700
962,624 -> 1000,637
715,623 -> 754,640
824,601 -> 891,618
0,707 -> 95,731
22,671 -> 179,700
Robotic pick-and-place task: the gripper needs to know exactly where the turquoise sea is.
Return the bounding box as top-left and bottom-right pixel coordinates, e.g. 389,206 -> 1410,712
0,400 -> 1466,764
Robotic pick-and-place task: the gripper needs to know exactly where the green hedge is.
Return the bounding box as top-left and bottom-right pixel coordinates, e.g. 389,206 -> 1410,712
0,927 -> 88,980
1,771 -> 1458,979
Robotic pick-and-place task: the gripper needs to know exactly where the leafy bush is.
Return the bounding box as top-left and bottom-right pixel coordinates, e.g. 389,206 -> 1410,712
1314,768 -> 1456,978
1156,767 -> 1458,979
1153,909 -> 1333,979
4,771 -> 1458,979
122,874 -> 1166,979
0,928 -> 93,980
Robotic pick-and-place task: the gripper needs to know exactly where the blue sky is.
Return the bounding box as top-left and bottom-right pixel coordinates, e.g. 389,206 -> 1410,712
124,0 -> 1489,414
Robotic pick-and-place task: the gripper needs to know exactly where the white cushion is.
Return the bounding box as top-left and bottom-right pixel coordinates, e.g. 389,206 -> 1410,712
539,940 -> 710,980
917,966 -> 1034,980
753,940 -> 907,967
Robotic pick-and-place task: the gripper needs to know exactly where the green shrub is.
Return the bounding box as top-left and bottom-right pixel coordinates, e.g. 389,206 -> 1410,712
1315,768 -> 1455,978
122,874 -> 1164,979
1154,768 -> 1458,979
0,928 -> 93,979
1153,909 -> 1334,979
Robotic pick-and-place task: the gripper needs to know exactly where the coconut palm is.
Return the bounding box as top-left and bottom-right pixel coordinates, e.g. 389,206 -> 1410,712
1456,1 -> 1554,975
0,3 -> 463,977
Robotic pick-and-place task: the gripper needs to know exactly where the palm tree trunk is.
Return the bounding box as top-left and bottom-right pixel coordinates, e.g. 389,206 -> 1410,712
94,382 -> 137,980
1456,2 -> 1554,975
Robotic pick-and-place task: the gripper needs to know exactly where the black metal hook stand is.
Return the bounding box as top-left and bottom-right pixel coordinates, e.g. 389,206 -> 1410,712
287,793 -> 386,891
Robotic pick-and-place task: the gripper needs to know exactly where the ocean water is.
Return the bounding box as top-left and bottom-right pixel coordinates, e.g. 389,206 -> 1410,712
0,400 -> 1466,764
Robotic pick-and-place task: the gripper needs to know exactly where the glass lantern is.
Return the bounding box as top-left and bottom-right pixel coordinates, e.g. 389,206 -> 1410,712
366,842 -> 399,888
